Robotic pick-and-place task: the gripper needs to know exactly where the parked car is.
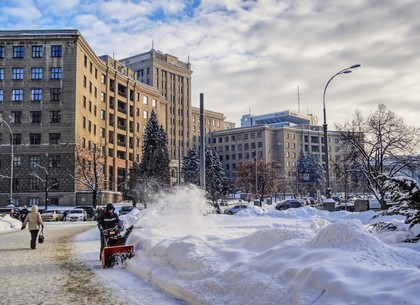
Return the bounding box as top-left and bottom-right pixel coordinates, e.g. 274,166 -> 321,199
0,207 -> 21,220
74,206 -> 96,219
223,204 -> 251,215
65,209 -> 87,221
335,204 -> 355,212
41,209 -> 64,221
275,199 -> 304,211
119,206 -> 134,216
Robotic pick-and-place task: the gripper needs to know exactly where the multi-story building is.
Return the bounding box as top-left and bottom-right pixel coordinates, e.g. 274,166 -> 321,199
119,50 -> 192,161
210,121 -> 340,191
241,110 -> 318,127
190,106 -> 235,150
0,30 -> 164,206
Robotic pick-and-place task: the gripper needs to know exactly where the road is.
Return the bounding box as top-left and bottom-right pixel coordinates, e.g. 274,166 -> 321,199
0,222 -> 184,305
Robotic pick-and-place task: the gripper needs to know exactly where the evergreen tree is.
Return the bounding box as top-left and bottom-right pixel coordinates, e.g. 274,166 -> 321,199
296,152 -> 324,196
182,149 -> 200,185
181,147 -> 229,205
381,175 -> 420,228
205,148 -> 229,203
128,111 -> 170,207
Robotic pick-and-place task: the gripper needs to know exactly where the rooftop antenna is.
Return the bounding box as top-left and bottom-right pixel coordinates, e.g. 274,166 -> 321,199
297,86 -> 300,113
188,53 -> 190,63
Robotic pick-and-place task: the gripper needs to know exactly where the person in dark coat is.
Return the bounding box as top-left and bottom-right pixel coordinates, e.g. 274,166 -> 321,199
97,203 -> 122,260
21,205 -> 44,250
20,205 -> 29,222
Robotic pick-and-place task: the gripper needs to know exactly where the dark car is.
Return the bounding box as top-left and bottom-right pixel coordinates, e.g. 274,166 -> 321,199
275,199 -> 304,211
74,206 -> 96,219
119,206 -> 135,216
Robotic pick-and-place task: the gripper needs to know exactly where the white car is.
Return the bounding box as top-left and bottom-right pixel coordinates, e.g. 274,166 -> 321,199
65,209 -> 87,221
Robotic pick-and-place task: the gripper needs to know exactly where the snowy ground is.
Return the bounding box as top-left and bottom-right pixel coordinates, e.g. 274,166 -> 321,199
1,186 -> 420,305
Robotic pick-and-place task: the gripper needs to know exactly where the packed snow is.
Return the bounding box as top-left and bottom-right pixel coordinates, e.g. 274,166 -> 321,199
1,186 -> 420,305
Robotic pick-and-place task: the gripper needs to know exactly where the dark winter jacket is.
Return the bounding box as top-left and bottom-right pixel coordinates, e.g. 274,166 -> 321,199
98,204 -> 121,229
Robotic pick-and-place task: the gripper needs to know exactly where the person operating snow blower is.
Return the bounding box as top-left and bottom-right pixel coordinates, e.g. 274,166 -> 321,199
98,203 -> 122,260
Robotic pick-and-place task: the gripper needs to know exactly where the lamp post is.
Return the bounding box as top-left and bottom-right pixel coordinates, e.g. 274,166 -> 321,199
322,64 -> 360,200
0,118 -> 13,205
32,162 -> 49,210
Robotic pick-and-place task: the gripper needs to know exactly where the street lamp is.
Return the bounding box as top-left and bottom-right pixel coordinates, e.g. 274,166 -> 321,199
322,64 -> 360,200
32,162 -> 51,210
0,118 -> 14,205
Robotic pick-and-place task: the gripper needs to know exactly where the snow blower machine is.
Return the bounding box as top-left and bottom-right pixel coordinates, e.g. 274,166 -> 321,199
101,225 -> 135,268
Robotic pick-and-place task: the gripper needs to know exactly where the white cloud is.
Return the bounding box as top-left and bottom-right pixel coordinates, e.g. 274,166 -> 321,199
1,0 -> 420,127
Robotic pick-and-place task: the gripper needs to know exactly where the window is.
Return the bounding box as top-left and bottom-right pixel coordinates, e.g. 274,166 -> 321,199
30,111 -> 42,123
50,67 -> 62,79
30,133 -> 41,145
0,90 -> 3,102
13,46 -> 24,58
12,89 -> 23,101
0,68 -> 4,80
143,111 -> 148,119
11,111 -> 22,123
13,156 -> 22,167
51,45 -> 62,57
0,46 -> 4,58
50,111 -> 61,123
32,46 -> 43,58
101,92 -> 106,102
48,155 -> 61,168
49,178 -> 59,190
12,134 -> 22,145
50,88 -> 61,101
152,99 -> 157,107
31,67 -> 42,79
30,156 -> 40,168
49,133 -> 61,144
12,68 -> 24,80
29,178 -> 40,190
100,109 -> 106,120
31,89 -> 42,102
143,96 -> 148,104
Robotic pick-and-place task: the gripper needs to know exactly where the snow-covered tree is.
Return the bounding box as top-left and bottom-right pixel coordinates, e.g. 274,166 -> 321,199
205,148 -> 229,204
336,104 -> 420,210
381,175 -> 420,228
181,148 -> 228,205
296,152 -> 324,196
182,149 -> 200,185
128,111 -> 170,207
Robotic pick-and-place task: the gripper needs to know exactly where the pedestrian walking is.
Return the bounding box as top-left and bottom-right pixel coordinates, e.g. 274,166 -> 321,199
21,205 -> 44,250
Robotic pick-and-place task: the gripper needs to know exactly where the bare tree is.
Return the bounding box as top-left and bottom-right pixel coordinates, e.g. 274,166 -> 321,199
235,160 -> 282,206
67,143 -> 106,208
336,104 -> 420,209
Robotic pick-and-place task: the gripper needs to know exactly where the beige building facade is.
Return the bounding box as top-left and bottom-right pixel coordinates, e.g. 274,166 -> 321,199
0,30 -> 164,206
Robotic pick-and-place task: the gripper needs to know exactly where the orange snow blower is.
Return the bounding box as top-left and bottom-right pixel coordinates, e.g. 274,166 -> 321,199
101,225 -> 135,268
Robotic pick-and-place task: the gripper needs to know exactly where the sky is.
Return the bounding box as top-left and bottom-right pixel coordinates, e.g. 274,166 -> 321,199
1,186 -> 420,305
1,1 -> 420,128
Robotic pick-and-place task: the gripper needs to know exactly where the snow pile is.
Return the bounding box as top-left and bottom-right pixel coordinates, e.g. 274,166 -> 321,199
0,214 -> 22,230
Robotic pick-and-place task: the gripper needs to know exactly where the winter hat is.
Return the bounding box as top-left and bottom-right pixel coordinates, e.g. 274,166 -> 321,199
106,203 -> 115,211
31,205 -> 39,212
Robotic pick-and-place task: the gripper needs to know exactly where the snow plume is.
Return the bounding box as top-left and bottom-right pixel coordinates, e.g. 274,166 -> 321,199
133,185 -> 215,238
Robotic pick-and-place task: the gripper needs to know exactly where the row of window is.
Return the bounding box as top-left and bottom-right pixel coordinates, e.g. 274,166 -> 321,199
11,177 -> 59,191
0,45 -> 62,59
2,133 -> 61,145
0,67 -> 62,80
0,88 -> 61,102
5,110 -> 61,124
11,155 -> 61,168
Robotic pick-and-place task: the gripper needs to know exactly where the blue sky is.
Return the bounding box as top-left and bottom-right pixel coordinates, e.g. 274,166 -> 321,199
1,0 -> 420,128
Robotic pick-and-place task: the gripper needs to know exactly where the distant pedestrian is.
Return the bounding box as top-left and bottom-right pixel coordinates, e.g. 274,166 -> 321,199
21,205 -> 44,250
20,205 -> 29,222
